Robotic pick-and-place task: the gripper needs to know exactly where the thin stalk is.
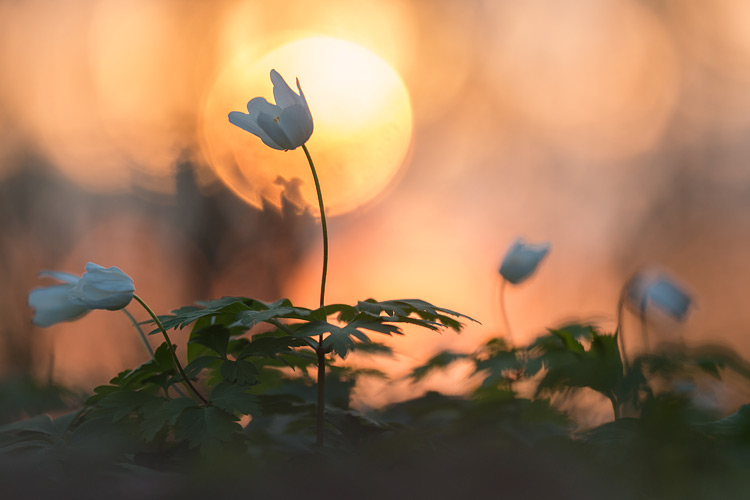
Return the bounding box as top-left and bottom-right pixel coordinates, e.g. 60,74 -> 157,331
639,298 -> 650,355
302,144 -> 329,308
615,290 -> 629,370
301,143 -> 329,447
498,278 -> 513,345
121,308 -> 188,398
121,308 -> 155,359
133,294 -> 208,406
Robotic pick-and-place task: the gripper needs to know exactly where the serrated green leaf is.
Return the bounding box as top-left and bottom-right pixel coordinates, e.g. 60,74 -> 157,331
235,334 -> 308,360
139,397 -> 197,441
354,298 -> 479,331
184,355 -> 222,379
174,406 -> 242,449
96,391 -> 161,422
220,359 -> 259,385
188,324 -> 230,358
210,382 -> 259,414
151,297 -> 254,332
232,307 -> 304,328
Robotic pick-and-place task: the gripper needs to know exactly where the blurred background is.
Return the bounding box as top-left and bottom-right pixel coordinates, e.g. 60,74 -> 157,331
2,0 -> 750,416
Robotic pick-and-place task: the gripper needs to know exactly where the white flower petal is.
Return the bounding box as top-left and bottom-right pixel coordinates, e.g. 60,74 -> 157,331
625,270 -> 692,322
38,270 -> 80,284
228,110 -> 277,147
279,104 -> 314,148
28,284 -> 89,327
69,263 -> 135,310
270,69 -> 301,109
229,70 -> 313,149
499,238 -> 551,285
257,112 -> 294,150
245,97 -> 281,120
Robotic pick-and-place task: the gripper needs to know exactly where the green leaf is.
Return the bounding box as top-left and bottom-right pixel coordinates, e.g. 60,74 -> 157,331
232,305 -> 309,328
235,332 -> 309,360
348,341 -> 393,356
152,296 -> 254,332
533,329 -> 624,405
96,391 -> 161,422
188,324 -> 230,358
184,355 -> 222,379
352,298 -> 479,332
220,359 -> 259,385
174,405 -> 242,449
139,397 -> 197,441
210,382 -> 259,415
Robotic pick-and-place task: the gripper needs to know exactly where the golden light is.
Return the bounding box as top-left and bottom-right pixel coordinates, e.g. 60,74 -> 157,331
201,36 -> 413,216
484,0 -> 679,161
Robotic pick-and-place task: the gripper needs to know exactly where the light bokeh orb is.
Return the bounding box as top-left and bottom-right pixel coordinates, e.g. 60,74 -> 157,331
201,36 -> 413,216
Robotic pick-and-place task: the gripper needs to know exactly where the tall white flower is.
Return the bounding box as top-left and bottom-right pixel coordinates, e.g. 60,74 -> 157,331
68,263 -> 135,311
27,271 -> 89,327
499,238 -> 551,285
228,69 -> 314,150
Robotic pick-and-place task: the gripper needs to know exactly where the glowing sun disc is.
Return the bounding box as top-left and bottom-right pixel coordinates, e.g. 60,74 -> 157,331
201,36 -> 413,216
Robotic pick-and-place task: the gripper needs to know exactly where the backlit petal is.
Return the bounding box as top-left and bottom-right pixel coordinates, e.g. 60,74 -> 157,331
28,284 -> 88,327
257,112 -> 293,150
270,69 -> 301,108
279,104 -> 314,148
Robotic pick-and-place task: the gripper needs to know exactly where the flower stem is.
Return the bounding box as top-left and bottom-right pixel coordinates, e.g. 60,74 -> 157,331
133,294 -> 209,406
499,278 -> 513,345
121,308 -> 188,399
615,289 -> 629,370
301,144 -> 329,308
301,143 -> 328,447
639,298 -> 650,355
121,308 -> 155,359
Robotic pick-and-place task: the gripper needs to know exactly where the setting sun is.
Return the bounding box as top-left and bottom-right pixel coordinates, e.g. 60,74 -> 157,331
201,36 -> 413,216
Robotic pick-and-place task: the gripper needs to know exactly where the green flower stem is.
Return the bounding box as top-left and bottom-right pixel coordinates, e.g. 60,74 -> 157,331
301,143 -> 328,447
121,308 -> 188,399
121,308 -> 155,359
133,294 -> 209,406
498,278 -> 513,345
639,299 -> 650,355
302,144 -> 329,308
615,289 -> 630,371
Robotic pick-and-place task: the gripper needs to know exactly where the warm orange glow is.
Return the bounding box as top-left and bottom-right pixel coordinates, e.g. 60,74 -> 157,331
484,0 -> 679,161
201,36 -> 413,216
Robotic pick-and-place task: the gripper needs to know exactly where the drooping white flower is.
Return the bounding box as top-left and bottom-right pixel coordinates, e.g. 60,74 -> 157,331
28,271 -> 89,327
68,263 -> 135,311
228,69 -> 314,150
499,238 -> 551,285
626,271 -> 692,321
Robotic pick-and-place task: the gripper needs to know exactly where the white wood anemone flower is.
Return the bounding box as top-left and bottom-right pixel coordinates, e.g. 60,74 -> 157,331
27,271 -> 89,327
499,238 -> 551,285
626,271 -> 692,321
68,263 -> 135,311
228,69 -> 314,150
28,263 -> 135,327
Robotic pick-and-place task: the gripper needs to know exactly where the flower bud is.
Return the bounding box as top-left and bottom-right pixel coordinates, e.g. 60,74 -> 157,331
68,263 -> 135,310
499,238 -> 551,285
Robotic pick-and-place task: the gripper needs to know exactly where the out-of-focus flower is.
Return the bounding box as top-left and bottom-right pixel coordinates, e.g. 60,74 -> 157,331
626,271 -> 692,321
228,69 -> 314,150
68,263 -> 135,310
499,238 -> 551,285
28,271 -> 89,327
